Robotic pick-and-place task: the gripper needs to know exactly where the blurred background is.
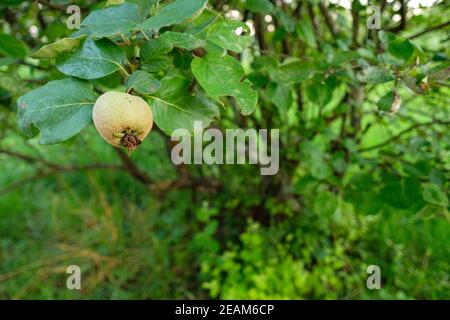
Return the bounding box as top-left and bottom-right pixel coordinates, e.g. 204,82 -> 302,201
0,0 -> 449,299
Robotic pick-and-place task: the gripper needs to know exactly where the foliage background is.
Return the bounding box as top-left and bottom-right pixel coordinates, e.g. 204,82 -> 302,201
0,0 -> 449,299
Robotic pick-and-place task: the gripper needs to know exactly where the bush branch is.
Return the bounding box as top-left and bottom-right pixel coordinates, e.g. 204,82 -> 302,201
358,120 -> 450,152
319,1 -> 339,37
408,21 -> 450,40
114,148 -> 152,184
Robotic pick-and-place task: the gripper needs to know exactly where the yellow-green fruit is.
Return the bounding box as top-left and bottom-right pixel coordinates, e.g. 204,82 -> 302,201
92,91 -> 153,151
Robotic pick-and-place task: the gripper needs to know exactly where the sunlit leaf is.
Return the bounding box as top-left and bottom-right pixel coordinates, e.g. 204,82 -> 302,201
139,0 -> 207,32
56,38 -> 126,80
31,35 -> 87,59
207,20 -> 252,53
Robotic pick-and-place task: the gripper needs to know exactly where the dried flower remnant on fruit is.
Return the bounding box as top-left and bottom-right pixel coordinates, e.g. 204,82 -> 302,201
118,129 -> 142,152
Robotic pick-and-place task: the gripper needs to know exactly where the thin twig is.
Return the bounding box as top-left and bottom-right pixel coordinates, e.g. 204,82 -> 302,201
408,21 -> 450,40
0,164 -> 124,196
36,0 -> 66,10
358,120 -> 450,152
114,148 -> 152,184
388,0 -> 407,33
0,149 -> 56,167
253,13 -> 267,52
140,29 -> 150,41
319,1 -> 339,37
351,3 -> 360,48
307,3 -> 322,50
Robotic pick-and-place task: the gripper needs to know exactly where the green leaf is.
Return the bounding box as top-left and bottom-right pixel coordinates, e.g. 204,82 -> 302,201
207,20 -> 253,53
203,40 -> 226,55
141,38 -> 173,59
271,60 -> 313,84
0,33 -> 28,58
56,38 -> 126,80
140,37 -> 173,73
403,76 -> 429,94
331,51 -> 360,66
380,31 -> 415,63
302,142 -> 332,179
313,191 -> 338,217
191,53 -> 258,115
17,78 -> 97,144
416,204 -> 449,220
106,0 -> 125,5
0,57 -> 17,67
380,176 -> 423,209
186,10 -> 218,36
141,57 -> 171,73
243,0 -> 274,13
251,56 -> 278,71
248,71 -> 269,89
139,0 -> 207,32
1,0 -> 26,5
296,22 -> 316,48
381,52 -> 406,66
357,66 -> 394,83
159,31 -> 206,50
357,48 -> 376,60
150,74 -> 219,135
81,2 -> 141,38
306,77 -> 337,107
377,91 -> 393,111
377,90 -> 401,113
274,9 -> 295,33
422,183 -> 448,207
428,63 -> 450,81
388,38 -> 414,62
126,70 -> 161,94
31,35 -> 87,59
267,82 -> 293,115
128,0 -> 158,19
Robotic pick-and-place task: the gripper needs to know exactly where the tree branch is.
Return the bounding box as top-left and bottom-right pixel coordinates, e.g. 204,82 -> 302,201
307,3 -> 322,50
0,148 -> 59,168
36,0 -> 66,11
351,1 -> 360,48
254,13 -> 268,52
408,21 -> 450,40
358,120 -> 450,152
0,145 -> 222,196
389,0 -> 407,33
0,148 -> 125,172
0,163 -> 124,196
114,148 -> 152,184
214,0 -> 228,10
319,1 -> 339,37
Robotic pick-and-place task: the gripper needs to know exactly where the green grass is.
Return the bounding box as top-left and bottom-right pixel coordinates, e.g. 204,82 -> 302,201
0,125 -> 448,299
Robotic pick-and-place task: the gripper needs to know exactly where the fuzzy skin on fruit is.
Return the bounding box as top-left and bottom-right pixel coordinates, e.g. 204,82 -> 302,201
92,92 -> 153,149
